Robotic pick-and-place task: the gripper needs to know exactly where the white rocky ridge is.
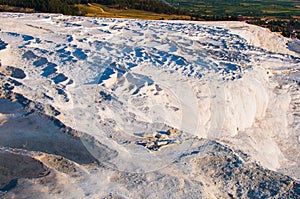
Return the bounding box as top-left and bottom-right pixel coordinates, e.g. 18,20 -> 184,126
0,13 -> 299,198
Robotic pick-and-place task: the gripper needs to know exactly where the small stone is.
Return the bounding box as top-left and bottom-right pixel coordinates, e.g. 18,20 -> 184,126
158,134 -> 169,140
156,140 -> 169,147
146,142 -> 155,148
153,132 -> 168,140
166,128 -> 179,136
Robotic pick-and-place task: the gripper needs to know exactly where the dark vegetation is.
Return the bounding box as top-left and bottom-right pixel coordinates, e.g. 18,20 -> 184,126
251,19 -> 300,39
0,0 -> 181,15
87,0 -> 181,14
0,0 -> 81,15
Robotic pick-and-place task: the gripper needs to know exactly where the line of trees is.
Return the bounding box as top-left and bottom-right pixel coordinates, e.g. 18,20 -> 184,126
0,0 -> 183,15
0,0 -> 82,14
90,0 -> 182,14
251,19 -> 300,39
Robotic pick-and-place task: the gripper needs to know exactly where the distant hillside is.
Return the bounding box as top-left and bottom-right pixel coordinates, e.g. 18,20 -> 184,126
165,0 -> 300,20
0,0 -> 180,15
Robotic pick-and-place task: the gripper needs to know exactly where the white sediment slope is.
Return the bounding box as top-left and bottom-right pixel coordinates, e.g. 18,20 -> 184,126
0,13 -> 299,198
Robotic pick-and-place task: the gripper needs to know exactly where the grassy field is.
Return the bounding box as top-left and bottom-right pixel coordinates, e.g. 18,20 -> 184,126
75,3 -> 190,20
166,0 -> 300,19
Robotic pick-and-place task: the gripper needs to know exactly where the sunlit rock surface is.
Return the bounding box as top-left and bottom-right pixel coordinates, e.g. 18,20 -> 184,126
0,13 -> 299,198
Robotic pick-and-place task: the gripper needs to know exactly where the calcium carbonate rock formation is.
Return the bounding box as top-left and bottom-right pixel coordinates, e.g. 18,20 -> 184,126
0,13 -> 299,198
